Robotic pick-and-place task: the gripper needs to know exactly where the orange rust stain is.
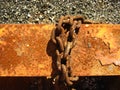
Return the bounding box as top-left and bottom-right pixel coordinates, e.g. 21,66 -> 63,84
72,24 -> 120,76
0,24 -> 120,76
0,24 -> 54,76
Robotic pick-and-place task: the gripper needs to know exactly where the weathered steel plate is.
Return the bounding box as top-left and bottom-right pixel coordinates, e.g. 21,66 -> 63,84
71,24 -> 120,76
0,24 -> 54,76
0,24 -> 120,76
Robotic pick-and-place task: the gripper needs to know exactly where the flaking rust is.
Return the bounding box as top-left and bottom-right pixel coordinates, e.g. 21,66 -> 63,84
0,24 -> 120,76
72,24 -> 120,76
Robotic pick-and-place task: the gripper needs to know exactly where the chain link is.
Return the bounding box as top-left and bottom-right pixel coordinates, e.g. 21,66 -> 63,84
51,15 -> 93,86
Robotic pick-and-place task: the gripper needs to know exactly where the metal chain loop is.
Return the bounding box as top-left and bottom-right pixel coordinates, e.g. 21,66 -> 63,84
51,15 -> 93,86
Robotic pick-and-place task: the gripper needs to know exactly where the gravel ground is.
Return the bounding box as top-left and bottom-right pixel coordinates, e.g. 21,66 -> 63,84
0,0 -> 120,90
0,0 -> 120,24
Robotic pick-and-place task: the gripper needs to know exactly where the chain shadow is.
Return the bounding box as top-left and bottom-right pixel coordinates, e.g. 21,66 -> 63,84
46,39 -> 59,79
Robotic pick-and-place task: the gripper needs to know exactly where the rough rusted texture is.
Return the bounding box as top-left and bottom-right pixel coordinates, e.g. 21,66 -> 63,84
72,24 -> 120,76
0,24 -> 54,76
0,24 -> 120,76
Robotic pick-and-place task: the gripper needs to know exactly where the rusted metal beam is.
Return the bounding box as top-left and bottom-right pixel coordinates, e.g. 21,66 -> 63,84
0,24 -> 120,76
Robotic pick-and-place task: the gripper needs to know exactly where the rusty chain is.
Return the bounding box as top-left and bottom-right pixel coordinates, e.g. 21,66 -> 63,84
51,15 -> 94,87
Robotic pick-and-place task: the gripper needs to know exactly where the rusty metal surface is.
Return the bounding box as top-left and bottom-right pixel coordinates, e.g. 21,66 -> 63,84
0,24 -> 54,76
72,24 -> 120,76
0,24 -> 120,76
